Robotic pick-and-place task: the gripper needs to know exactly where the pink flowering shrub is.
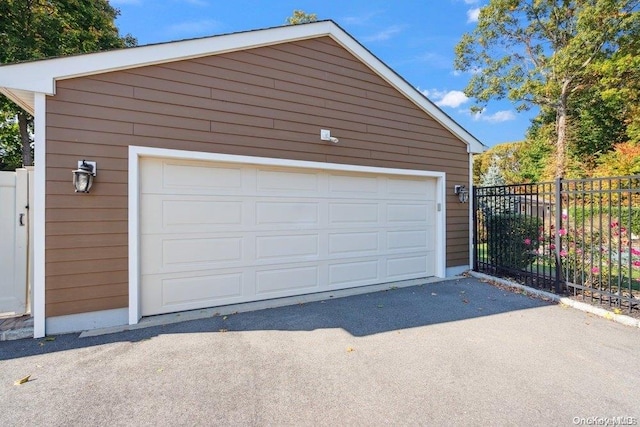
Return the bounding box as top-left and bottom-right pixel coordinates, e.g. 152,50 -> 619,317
545,214 -> 640,292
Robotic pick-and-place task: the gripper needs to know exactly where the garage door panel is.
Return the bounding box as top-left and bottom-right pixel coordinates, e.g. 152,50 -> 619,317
328,260 -> 379,286
387,230 -> 430,251
255,265 -> 320,295
141,235 -> 247,275
141,195 -> 244,234
163,199 -> 243,226
162,272 -> 244,305
387,203 -> 428,223
141,159 -> 245,195
142,271 -> 245,315
162,163 -> 243,191
140,157 -> 439,316
256,234 -> 319,261
255,201 -> 319,226
387,255 -> 433,279
328,174 -> 379,195
328,231 -> 379,255
256,169 -> 320,193
329,202 -> 379,225
387,176 -> 436,199
162,236 -> 243,266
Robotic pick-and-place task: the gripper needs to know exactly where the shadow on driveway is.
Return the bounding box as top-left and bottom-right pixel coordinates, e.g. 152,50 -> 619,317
0,277 -> 550,361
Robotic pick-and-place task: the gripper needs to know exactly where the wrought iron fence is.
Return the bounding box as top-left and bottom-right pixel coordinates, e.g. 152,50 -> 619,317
473,176 -> 640,314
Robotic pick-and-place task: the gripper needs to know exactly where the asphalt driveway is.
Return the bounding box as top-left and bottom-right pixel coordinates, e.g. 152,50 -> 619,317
1,277 -> 638,426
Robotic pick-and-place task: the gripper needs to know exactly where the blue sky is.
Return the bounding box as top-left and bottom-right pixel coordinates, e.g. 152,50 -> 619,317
110,0 -> 536,147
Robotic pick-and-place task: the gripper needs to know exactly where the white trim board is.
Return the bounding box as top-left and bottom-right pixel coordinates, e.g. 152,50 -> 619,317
46,308 -> 128,335
33,93 -> 46,338
0,21 -> 484,154
128,145 -> 447,324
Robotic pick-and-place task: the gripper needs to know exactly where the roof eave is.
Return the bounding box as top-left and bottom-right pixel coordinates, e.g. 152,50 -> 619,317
0,20 -> 486,152
1,88 -> 35,115
0,21 -> 337,94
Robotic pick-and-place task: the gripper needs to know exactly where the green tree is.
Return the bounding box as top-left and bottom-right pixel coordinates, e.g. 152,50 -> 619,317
481,156 -> 507,187
455,0 -> 640,179
285,10 -> 318,25
473,138 -> 552,184
0,0 -> 136,169
474,144 -> 517,184
0,111 -> 22,170
590,28 -> 640,144
593,141 -> 640,176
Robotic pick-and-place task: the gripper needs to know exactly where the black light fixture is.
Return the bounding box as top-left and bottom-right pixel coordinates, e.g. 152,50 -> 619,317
454,184 -> 469,203
72,160 -> 97,193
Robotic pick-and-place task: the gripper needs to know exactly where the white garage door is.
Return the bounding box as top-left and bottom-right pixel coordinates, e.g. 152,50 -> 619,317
140,157 -> 438,316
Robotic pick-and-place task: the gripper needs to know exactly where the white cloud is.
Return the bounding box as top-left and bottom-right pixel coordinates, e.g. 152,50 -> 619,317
342,11 -> 381,25
415,52 -> 451,69
421,89 -> 470,108
467,7 -> 481,23
362,25 -> 403,42
473,110 -> 516,123
421,88 -> 446,100
166,19 -> 221,36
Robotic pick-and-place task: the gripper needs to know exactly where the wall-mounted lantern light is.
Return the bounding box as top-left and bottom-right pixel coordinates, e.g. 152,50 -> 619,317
72,160 -> 97,193
454,184 -> 469,203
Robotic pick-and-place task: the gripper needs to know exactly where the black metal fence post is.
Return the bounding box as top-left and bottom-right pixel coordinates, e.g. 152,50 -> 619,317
472,185 -> 478,271
554,177 -> 563,293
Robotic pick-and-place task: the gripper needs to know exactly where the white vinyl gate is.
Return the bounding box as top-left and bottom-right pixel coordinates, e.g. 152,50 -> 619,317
0,169 -> 32,316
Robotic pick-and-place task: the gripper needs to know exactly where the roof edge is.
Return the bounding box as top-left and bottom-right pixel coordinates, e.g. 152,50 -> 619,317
0,20 -> 485,152
0,21 -> 337,95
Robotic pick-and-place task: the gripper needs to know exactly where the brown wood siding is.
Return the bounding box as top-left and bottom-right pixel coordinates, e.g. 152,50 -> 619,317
44,37 -> 470,317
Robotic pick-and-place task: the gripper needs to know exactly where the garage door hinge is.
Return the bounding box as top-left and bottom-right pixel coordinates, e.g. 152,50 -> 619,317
437,203 -> 441,212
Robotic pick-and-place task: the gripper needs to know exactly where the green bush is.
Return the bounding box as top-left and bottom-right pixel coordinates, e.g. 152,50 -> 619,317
485,214 -> 542,270
568,206 -> 640,235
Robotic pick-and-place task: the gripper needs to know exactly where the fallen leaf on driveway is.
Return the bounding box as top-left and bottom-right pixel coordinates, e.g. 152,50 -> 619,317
377,304 -> 384,308
613,308 -> 622,315
462,299 -> 469,304
44,337 -> 55,342
219,329 -> 228,333
431,293 -> 437,296
14,375 -> 31,385
346,347 -> 355,352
